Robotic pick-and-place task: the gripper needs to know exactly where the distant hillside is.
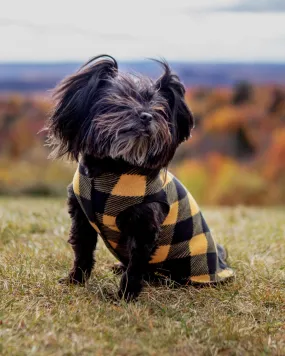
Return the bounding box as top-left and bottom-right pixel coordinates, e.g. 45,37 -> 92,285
0,62 -> 285,92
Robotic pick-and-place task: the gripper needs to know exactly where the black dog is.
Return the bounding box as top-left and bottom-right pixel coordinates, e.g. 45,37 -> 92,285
46,55 -> 234,301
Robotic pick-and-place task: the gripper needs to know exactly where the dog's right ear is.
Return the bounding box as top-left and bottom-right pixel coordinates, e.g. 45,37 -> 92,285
47,55 -> 118,160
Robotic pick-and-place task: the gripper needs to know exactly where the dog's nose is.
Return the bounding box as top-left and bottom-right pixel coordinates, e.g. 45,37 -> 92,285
140,112 -> 152,124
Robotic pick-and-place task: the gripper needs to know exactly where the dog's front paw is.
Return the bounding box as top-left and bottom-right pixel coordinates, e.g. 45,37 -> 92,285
58,276 -> 83,285
118,273 -> 142,302
58,270 -> 88,285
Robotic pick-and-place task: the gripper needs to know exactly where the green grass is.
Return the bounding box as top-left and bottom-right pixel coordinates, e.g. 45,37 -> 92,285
0,198 -> 284,356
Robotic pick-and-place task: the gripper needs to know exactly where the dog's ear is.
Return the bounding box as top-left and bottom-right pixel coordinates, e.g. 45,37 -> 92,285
154,60 -> 194,144
47,54 -> 118,160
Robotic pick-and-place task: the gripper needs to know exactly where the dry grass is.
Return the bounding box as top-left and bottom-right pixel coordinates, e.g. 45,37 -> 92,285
0,198 -> 284,356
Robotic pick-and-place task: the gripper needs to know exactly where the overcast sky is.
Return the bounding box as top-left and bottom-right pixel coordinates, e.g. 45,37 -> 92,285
1,0 -> 285,62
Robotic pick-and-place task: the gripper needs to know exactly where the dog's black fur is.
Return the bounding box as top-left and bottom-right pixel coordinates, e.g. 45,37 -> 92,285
46,55 -> 194,301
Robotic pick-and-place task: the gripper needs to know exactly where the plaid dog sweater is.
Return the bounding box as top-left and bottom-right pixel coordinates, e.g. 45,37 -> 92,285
73,163 -> 234,284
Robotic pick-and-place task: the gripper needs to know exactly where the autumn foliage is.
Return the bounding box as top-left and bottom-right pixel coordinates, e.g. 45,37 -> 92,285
0,83 -> 284,205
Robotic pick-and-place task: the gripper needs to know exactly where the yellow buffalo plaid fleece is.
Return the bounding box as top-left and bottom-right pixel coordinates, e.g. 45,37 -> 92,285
73,164 -> 234,284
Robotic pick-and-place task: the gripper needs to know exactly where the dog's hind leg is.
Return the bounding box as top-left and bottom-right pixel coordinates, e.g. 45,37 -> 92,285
59,184 -> 98,285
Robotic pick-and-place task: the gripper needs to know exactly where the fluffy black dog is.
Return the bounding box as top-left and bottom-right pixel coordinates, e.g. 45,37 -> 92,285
46,54 -> 234,301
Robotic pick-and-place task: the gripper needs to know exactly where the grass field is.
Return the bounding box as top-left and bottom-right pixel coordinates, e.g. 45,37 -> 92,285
0,198 -> 284,356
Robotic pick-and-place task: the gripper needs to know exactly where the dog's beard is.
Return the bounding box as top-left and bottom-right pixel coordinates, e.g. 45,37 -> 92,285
93,113 -> 172,166
109,136 -> 149,165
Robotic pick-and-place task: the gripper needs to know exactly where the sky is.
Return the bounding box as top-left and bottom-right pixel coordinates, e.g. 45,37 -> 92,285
1,0 -> 285,63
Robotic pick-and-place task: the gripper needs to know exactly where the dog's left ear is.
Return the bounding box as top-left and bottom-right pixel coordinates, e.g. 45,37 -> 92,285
154,60 -> 194,143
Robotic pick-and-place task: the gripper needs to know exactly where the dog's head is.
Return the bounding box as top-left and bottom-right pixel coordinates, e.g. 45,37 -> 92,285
47,55 -> 194,169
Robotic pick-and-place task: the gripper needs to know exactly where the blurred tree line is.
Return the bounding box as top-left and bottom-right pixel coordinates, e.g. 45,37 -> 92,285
0,83 -> 284,204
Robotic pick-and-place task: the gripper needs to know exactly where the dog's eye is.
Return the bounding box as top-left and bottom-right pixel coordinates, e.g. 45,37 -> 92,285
141,90 -> 154,102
